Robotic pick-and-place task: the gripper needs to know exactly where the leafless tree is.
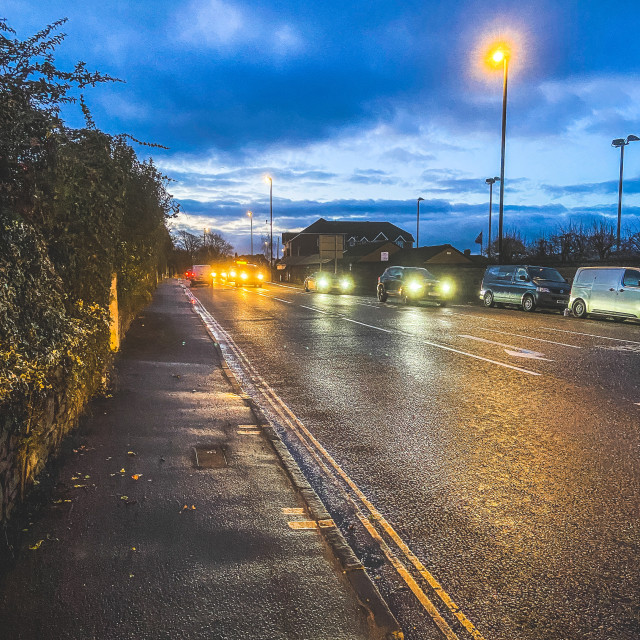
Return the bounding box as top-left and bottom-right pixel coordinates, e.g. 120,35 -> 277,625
587,221 -> 616,260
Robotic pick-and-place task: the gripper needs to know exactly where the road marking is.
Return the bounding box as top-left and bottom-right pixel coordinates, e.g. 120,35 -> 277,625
342,318 -> 392,332
288,520 -> 318,530
479,328 -> 582,349
458,335 -> 552,361
187,294 -> 485,640
300,305 -> 330,314
541,326 -> 640,344
237,430 -> 261,435
282,507 -> 306,515
273,297 -> 292,304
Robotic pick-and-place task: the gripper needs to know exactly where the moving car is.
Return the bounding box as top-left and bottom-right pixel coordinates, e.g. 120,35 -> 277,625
570,266 -> 640,320
186,264 -> 211,287
226,261 -> 265,287
304,271 -> 354,294
480,264 -> 570,312
377,266 -> 453,305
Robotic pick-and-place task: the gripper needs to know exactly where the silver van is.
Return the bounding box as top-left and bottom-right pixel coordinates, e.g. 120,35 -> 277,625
570,266 -> 640,320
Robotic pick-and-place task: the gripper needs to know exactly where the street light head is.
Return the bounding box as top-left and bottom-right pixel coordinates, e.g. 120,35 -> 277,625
627,134 -> 640,143
492,49 -> 505,63
247,210 -> 252,217
612,138 -> 626,147
417,197 -> 425,202
264,175 -> 272,184
494,176 -> 500,182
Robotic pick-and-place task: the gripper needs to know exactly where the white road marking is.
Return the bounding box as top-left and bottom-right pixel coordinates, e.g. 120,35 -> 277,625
479,328 -> 582,349
458,334 -> 552,361
542,326 -> 640,345
342,318 -> 392,332
273,297 -> 292,304
300,305 -> 330,314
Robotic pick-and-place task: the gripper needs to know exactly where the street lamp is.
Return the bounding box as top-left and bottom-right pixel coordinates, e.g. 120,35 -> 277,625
485,177 -> 500,258
265,176 -> 273,278
612,134 -> 639,251
489,44 -> 510,263
247,211 -> 253,256
416,197 -> 424,248
203,227 -> 209,249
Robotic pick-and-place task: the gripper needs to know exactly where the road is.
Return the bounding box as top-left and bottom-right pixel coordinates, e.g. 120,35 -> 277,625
189,280 -> 640,640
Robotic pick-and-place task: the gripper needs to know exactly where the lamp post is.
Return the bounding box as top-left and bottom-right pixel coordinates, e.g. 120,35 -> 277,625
485,177 -> 500,258
247,211 -> 253,256
612,135 -> 639,251
416,197 -> 424,248
489,46 -> 510,263
264,176 -> 273,279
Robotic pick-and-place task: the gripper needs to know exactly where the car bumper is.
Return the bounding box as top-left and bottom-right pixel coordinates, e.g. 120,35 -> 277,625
535,292 -> 570,308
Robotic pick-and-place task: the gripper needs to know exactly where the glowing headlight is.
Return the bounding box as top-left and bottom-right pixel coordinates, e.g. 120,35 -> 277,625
340,278 -> 353,290
211,272 -> 216,278
257,273 -> 264,280
440,281 -> 453,295
221,271 -> 227,278
240,272 -> 248,280
408,281 -> 424,292
317,277 -> 330,289
230,270 -> 236,277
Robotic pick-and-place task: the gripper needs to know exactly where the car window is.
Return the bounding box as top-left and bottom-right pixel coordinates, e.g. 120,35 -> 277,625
574,269 -> 596,285
496,266 -> 515,281
515,267 -> 528,281
623,269 -> 640,287
527,267 -> 566,282
594,270 -> 622,287
387,267 -> 402,278
485,266 -> 500,278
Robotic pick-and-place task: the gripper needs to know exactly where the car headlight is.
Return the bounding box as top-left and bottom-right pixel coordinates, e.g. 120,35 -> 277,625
221,271 -> 227,278
407,280 -> 424,292
317,277 -> 330,289
229,270 -> 236,277
211,272 -> 216,278
440,281 -> 454,295
240,272 -> 248,280
536,286 -> 550,293
340,278 -> 353,290
257,273 -> 264,280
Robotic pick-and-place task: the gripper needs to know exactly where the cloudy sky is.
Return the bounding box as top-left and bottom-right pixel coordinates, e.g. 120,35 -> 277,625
5,0 -> 640,254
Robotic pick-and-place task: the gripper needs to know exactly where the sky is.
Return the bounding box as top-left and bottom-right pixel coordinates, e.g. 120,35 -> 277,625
5,0 -> 640,255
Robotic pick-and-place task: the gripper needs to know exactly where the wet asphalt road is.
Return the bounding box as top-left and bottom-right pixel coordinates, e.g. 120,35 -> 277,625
191,281 -> 640,640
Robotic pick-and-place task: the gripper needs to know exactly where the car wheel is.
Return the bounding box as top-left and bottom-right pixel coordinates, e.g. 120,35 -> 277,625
572,299 -> 587,318
304,283 -> 310,291
439,300 -> 448,308
522,294 -> 536,312
483,291 -> 495,307
257,283 -> 262,288
377,287 -> 388,302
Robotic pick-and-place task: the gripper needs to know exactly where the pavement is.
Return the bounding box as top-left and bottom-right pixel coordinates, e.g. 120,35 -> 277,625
0,280 -> 400,640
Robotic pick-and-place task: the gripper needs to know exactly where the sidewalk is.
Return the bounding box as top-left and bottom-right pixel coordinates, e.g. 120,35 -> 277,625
0,281 -> 385,640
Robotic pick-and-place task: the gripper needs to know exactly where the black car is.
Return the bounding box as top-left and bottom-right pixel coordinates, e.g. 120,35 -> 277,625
480,265 -> 570,311
377,266 -> 453,305
227,262 -> 265,287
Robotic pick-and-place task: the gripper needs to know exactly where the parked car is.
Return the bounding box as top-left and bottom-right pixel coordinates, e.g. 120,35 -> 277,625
304,271 -> 354,294
570,266 -> 640,320
377,266 -> 453,305
226,261 -> 265,287
480,265 -> 570,312
187,264 -> 211,287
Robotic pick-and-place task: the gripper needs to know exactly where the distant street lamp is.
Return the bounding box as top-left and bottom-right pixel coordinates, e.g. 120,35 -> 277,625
203,227 -> 209,249
265,176 -> 273,278
247,211 -> 253,256
489,44 -> 510,263
416,197 -> 424,248
612,135 -> 639,251
485,177 -> 500,258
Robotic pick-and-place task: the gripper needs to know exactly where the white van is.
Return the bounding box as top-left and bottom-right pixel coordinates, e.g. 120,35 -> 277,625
570,266 -> 640,320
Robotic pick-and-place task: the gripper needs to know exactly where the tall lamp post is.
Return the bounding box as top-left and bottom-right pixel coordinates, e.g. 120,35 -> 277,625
489,45 -> 510,263
247,211 -> 253,256
612,135 -> 639,251
416,197 -> 424,248
485,177 -> 500,258
265,176 -> 273,278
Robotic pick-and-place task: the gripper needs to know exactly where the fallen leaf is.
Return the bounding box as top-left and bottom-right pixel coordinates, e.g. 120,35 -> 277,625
73,484 -> 86,488
127,451 -> 137,457
29,540 -> 44,550
131,474 -> 141,480
121,495 -> 129,500
119,468 -> 125,473
71,476 -> 79,481
84,475 -> 90,479
191,505 -> 196,510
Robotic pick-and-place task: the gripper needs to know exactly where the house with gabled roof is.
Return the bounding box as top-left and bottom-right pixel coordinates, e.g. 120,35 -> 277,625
283,218 -> 414,259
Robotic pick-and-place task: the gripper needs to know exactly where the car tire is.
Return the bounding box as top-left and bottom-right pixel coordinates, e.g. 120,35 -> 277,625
572,299 -> 587,318
439,300 -> 448,308
377,287 -> 388,302
522,294 -> 536,312
483,291 -> 495,307
304,283 -> 310,292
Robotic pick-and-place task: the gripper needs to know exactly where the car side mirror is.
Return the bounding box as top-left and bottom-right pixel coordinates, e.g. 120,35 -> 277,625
519,275 -> 529,281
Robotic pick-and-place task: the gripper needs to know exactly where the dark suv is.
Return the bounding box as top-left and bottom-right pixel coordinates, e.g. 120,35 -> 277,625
377,266 -> 453,305
480,265 -> 570,312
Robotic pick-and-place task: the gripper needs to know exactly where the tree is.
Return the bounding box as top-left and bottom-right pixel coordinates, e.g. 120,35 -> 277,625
587,221 -> 616,261
202,231 -> 233,262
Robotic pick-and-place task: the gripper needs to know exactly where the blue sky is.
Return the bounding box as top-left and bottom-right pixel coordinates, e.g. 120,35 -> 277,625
5,0 -> 640,254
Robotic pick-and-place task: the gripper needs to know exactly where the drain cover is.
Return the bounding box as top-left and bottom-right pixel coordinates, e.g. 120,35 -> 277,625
194,445 -> 227,469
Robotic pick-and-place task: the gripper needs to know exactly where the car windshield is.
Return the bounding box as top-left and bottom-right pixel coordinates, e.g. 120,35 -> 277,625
403,267 -> 435,280
527,267 -> 566,282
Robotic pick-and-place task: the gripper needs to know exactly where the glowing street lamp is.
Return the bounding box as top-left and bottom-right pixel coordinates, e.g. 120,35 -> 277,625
488,43 -> 510,263
612,135 -> 639,251
247,211 -> 253,256
416,197 -> 424,248
485,177 -> 500,258
264,176 -> 273,278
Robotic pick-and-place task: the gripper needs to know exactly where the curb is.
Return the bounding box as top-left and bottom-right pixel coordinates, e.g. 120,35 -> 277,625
187,289 -> 403,640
